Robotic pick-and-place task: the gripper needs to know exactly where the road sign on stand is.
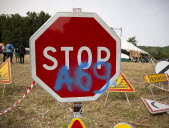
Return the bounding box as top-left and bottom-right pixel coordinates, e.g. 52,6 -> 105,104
30,12 -> 121,102
107,73 -> 135,92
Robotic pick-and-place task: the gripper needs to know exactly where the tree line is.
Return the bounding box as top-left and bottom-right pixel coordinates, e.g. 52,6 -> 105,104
138,46 -> 169,60
0,11 -> 51,47
127,36 -> 169,60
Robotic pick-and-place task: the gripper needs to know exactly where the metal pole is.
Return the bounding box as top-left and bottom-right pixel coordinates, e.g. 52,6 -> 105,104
73,102 -> 82,118
149,85 -> 156,100
125,92 -> 131,107
1,84 -> 6,98
111,28 -> 122,38
104,92 -> 109,106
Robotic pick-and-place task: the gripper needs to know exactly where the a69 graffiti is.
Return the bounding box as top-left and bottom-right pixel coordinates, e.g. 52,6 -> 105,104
54,61 -> 112,94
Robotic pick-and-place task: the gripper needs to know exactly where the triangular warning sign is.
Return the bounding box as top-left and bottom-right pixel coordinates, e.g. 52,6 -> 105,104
0,58 -> 11,84
107,73 -> 135,92
68,118 -> 86,128
142,98 -> 169,114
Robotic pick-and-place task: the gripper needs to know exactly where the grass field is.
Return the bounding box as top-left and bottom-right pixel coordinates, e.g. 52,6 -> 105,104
0,54 -> 169,128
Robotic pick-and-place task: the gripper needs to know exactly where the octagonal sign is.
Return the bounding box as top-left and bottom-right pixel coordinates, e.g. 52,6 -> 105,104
30,12 -> 121,102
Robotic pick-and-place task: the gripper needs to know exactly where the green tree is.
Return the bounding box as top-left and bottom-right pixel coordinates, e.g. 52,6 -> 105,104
138,46 -> 169,60
127,36 -> 138,46
0,14 -> 7,42
0,11 -> 51,47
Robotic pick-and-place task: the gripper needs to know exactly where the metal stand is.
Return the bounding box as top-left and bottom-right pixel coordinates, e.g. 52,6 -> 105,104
1,84 -> 5,98
125,92 -> 131,107
104,92 -> 109,106
104,92 -> 131,107
149,83 -> 169,101
73,102 -> 82,118
149,85 -> 156,100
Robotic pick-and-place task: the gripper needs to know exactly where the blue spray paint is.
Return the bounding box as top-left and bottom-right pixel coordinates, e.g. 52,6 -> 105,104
93,61 -> 111,94
75,62 -> 91,91
54,62 -> 111,94
54,66 -> 73,91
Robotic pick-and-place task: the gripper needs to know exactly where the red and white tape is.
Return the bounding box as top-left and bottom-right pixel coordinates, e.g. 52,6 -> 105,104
0,81 -> 35,115
165,74 -> 169,90
123,74 -> 145,85
149,83 -> 169,92
124,74 -> 169,92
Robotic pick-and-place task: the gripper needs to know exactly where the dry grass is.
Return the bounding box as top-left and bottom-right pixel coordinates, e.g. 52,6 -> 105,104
0,55 -> 169,128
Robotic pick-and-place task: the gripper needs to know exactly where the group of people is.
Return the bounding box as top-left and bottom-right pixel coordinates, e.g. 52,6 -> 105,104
2,42 -> 26,64
129,56 -> 153,63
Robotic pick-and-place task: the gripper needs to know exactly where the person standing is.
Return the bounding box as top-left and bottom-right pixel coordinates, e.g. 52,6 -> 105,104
19,45 -> 26,64
2,43 -> 7,62
15,44 -> 20,63
6,42 -> 14,63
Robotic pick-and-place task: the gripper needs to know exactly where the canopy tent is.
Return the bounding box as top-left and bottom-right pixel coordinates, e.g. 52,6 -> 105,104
121,53 -> 130,62
121,40 -> 148,54
120,40 -> 149,62
121,53 -> 129,59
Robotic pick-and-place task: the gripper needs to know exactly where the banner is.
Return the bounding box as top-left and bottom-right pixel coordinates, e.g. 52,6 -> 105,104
130,50 -> 141,57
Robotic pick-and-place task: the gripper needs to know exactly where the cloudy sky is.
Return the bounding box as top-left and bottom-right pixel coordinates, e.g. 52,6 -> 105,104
0,0 -> 169,47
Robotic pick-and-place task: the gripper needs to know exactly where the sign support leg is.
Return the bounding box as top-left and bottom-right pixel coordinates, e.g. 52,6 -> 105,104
56,101 -> 73,117
149,85 -> 156,100
161,82 -> 164,89
104,92 -> 109,106
156,96 -> 169,100
73,102 -> 82,118
125,92 -> 131,107
1,84 -> 6,98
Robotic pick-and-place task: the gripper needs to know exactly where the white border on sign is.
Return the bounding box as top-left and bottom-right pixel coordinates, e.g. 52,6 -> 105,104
142,98 -> 169,114
155,61 -> 169,75
29,12 -> 121,102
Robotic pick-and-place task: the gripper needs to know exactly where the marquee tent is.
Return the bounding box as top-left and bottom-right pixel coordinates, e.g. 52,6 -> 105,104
121,40 -> 148,54
121,53 -> 130,62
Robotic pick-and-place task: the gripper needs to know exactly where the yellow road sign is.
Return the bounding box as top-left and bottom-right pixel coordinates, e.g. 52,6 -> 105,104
0,58 -> 11,84
144,74 -> 168,83
107,73 -> 135,92
114,123 -> 133,128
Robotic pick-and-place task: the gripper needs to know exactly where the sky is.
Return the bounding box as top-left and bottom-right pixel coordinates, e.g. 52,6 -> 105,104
0,0 -> 169,47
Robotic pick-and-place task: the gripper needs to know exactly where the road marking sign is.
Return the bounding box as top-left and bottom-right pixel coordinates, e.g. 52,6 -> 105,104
113,122 -> 133,128
107,73 -> 135,92
142,98 -> 169,114
143,74 -> 168,83
155,61 -> 169,75
68,118 -> 86,128
0,58 -> 11,84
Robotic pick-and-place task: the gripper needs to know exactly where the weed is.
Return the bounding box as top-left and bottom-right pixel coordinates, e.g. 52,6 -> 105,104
121,110 -> 135,120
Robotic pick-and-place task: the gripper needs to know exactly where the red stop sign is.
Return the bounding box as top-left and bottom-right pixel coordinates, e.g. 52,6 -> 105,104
30,12 -> 121,102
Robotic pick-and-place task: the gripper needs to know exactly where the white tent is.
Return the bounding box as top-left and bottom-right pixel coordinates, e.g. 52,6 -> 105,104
121,40 -> 148,54
121,53 -> 130,62
121,53 -> 129,59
